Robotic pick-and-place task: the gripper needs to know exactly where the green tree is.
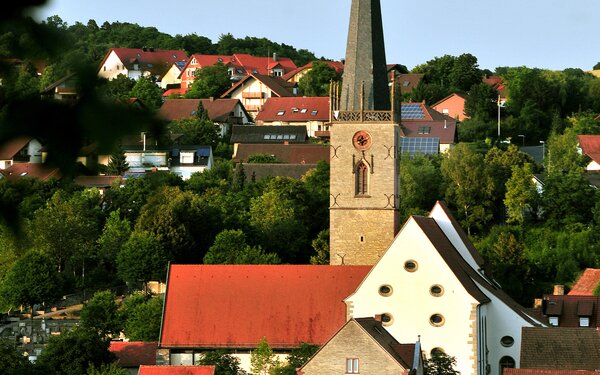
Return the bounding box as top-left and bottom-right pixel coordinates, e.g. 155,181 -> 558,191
117,231 -> 168,284
0,339 -> 30,374
196,350 -> 245,375
594,62 -> 600,70
541,173 -> 597,227
204,229 -> 281,265
36,327 -> 115,375
0,251 -> 61,314
87,362 -> 128,375
251,337 -> 278,375
504,163 -> 539,225
99,74 -> 136,102
185,62 -> 231,99
464,82 -> 498,122
399,153 -> 443,220
106,148 -> 129,175
273,343 -> 319,375
544,130 -> 584,176
425,352 -> 459,375
170,117 -> 220,148
121,295 -> 163,341
298,61 -> 341,97
97,209 -> 131,274
310,229 -> 330,265
130,75 -> 163,111
448,53 -> 482,92
441,144 -> 495,234
80,290 -> 123,338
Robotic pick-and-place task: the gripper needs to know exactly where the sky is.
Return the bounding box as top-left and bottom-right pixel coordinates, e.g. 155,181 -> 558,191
32,0 -> 600,72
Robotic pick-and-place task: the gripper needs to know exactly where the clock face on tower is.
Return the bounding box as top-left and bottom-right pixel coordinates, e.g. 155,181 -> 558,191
352,130 -> 372,150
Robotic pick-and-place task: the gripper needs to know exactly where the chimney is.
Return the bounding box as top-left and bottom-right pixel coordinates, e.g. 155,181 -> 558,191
374,314 -> 382,322
553,285 -> 565,296
533,298 -> 543,309
272,52 -> 278,62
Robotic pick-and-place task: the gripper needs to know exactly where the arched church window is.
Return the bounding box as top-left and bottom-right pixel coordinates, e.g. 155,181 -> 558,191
355,161 -> 369,195
499,356 -> 515,372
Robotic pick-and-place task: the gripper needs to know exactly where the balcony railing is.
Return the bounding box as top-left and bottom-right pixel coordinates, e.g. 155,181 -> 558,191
242,92 -> 264,99
333,110 -> 395,123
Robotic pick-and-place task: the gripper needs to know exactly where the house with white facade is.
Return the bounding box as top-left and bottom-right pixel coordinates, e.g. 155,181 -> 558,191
0,137 -> 43,169
98,48 -> 188,84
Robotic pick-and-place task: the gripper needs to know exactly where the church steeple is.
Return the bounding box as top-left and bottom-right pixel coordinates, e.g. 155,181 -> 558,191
340,0 -> 390,112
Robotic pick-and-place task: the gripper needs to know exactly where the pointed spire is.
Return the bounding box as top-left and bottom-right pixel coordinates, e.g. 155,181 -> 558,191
340,0 -> 390,112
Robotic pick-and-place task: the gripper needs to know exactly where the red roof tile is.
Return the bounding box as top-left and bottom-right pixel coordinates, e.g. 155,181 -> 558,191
0,137 -> 32,160
0,163 -> 61,181
538,295 -> 600,327
159,265 -> 371,349
569,269 -> 600,296
159,99 -> 243,123
578,135 -> 600,163
109,341 -> 158,367
255,97 -> 329,123
222,74 -> 296,99
282,61 -> 344,81
139,365 -> 215,375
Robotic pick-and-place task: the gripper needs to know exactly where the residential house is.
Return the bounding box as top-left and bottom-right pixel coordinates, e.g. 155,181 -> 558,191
221,74 -> 297,118
399,102 -> 457,154
179,53 -> 297,92
109,341 -> 158,375
232,144 -> 329,164
530,286 -> 600,328
41,73 -> 79,101
98,48 -> 188,84
157,265 -> 371,372
74,176 -> 122,195
432,93 -> 468,121
568,268 -> 600,296
139,365 -> 215,375
518,327 -> 600,371
230,125 -> 308,145
0,137 -> 43,169
159,98 -> 252,138
254,97 -> 330,138
577,135 -> 600,171
283,61 -> 344,83
344,201 -> 543,375
394,73 -> 424,96
119,133 -> 213,180
298,317 -> 424,375
160,61 -> 187,90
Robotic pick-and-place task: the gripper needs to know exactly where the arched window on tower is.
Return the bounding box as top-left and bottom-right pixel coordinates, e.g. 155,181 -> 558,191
355,160 -> 369,196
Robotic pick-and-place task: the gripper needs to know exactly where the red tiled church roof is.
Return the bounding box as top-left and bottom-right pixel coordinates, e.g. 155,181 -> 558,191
569,268 -> 600,296
109,341 -> 157,367
159,265 -> 371,349
255,97 -> 329,122
139,365 -> 215,375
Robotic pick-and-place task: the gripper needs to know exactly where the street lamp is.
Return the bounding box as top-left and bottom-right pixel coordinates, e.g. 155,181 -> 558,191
518,134 -> 525,146
497,95 -> 505,140
540,141 -> 545,160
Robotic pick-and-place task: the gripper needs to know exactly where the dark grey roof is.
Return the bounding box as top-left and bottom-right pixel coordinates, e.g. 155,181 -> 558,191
520,327 -> 600,370
230,125 -> 307,144
355,318 -> 415,369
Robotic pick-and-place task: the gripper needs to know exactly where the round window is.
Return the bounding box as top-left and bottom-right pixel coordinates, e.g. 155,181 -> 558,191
404,260 -> 418,272
430,284 -> 444,297
501,336 -> 514,347
379,285 -> 393,297
430,314 -> 445,327
381,313 -> 394,326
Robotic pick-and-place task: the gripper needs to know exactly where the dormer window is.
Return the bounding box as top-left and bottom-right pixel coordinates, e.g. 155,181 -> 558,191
548,316 -> 559,326
191,58 -> 197,65
579,317 -> 590,327
277,111 -> 285,116
180,152 -> 194,164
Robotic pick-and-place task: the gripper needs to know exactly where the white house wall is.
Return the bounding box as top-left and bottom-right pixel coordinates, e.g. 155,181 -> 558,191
475,281 -> 537,375
586,160 -> 600,171
346,218 -> 480,375
98,51 -> 129,81
27,139 -> 43,163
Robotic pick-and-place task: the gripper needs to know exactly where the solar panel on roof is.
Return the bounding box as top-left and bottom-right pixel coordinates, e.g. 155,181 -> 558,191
399,137 -> 440,156
401,104 -> 426,120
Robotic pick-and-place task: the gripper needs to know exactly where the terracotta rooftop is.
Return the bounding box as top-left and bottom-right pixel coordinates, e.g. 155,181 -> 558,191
109,341 -> 158,368
395,73 -> 424,94
255,97 -> 329,123
139,365 -> 215,375
569,269 -> 600,296
159,265 -> 371,349
222,74 -> 296,99
282,61 -> 344,81
520,327 -> 600,370
159,98 -> 245,123
0,137 -> 32,161
0,163 -> 61,181
530,294 -> 600,328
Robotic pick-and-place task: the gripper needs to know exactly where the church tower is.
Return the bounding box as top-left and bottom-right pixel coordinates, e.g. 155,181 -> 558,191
329,0 -> 401,265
